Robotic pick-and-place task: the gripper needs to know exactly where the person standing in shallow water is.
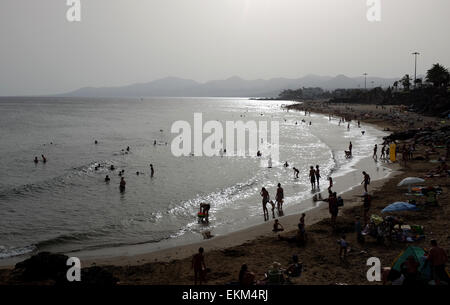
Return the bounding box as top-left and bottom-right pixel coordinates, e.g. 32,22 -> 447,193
34,156 -> 38,164
293,167 -> 299,178
119,177 -> 126,192
361,171 -> 370,192
309,166 -> 316,190
260,187 -> 270,221
349,141 -> 353,155
276,183 -> 284,211
315,165 -> 321,188
150,164 -> 154,177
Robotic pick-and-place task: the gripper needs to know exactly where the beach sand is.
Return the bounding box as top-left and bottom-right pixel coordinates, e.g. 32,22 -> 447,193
1,102 -> 448,285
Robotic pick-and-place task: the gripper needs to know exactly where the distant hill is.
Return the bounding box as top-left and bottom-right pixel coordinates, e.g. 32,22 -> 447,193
62,75 -> 399,98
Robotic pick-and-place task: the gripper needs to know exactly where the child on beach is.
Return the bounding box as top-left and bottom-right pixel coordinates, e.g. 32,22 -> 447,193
338,235 -> 349,261
272,219 -> 284,232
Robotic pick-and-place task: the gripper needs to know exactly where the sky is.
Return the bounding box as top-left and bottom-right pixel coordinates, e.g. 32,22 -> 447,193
0,0 -> 449,96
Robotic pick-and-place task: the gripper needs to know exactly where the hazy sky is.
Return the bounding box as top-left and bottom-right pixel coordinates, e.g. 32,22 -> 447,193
1,0 -> 449,95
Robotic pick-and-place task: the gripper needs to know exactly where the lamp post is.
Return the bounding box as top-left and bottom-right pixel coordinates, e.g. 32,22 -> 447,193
412,52 -> 420,88
363,73 -> 368,90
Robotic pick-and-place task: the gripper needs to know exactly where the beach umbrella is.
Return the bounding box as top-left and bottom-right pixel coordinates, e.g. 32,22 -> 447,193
397,177 -> 425,192
382,202 -> 418,213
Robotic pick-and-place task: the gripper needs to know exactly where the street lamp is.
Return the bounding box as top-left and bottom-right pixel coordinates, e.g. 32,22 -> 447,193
412,52 -> 420,88
363,73 -> 368,90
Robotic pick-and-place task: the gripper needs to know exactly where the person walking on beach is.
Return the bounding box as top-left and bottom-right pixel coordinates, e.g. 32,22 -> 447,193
119,177 -> 126,193
192,247 -> 207,285
276,183 -> 284,211
373,144 -> 378,160
261,187 -> 270,221
349,141 -> 353,155
293,167 -> 299,179
361,171 -> 370,192
315,165 -> 321,188
362,192 -> 371,225
328,177 -> 333,191
427,240 -> 449,285
347,123 -> 350,131
381,145 -> 386,159
309,166 -> 316,190
325,191 -> 338,230
150,164 -> 154,177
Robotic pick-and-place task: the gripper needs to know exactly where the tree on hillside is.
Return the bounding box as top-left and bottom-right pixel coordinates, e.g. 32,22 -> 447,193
401,74 -> 411,91
426,63 -> 450,87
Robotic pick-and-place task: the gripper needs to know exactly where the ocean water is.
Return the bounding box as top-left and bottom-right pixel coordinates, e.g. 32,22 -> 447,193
0,97 -> 389,261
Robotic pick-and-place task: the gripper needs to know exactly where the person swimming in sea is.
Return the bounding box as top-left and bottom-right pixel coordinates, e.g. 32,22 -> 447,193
34,156 -> 39,164
110,165 -> 115,171
105,175 -> 110,182
126,146 -> 130,152
41,155 -> 47,163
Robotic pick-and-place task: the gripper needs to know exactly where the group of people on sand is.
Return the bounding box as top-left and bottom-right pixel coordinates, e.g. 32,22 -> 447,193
260,183 -> 284,221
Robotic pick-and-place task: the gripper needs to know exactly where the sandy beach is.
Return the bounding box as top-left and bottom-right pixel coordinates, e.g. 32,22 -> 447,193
1,102 -> 448,285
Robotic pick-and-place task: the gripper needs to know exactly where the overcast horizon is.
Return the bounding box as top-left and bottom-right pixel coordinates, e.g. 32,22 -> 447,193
1,0 -> 449,96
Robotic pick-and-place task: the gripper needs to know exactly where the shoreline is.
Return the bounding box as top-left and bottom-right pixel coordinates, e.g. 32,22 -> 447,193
0,102 -> 399,269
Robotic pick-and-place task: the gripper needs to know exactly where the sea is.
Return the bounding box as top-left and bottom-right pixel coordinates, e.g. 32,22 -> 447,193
0,97 -> 391,263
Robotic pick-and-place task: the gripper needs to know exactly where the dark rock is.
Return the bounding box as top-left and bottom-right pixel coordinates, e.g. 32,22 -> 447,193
14,252 -> 69,282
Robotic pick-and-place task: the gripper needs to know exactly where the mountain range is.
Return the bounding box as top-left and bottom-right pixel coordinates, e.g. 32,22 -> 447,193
62,74 -> 400,98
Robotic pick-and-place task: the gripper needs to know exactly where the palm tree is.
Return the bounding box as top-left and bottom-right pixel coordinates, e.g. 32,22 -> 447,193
426,63 -> 450,87
401,74 -> 411,91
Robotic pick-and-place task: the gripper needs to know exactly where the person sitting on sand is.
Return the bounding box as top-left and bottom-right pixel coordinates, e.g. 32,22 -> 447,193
285,255 -> 303,278
104,175 -> 110,182
272,219 -> 284,232
266,262 -> 285,284
192,247 -> 207,285
239,264 -> 256,285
